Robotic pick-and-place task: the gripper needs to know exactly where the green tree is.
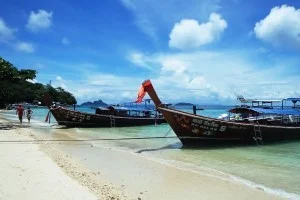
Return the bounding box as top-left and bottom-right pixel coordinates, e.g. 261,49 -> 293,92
19,69 -> 37,80
0,57 -> 77,108
0,57 -> 18,81
55,87 -> 77,105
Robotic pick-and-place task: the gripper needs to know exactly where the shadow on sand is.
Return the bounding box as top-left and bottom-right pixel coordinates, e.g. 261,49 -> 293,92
135,143 -> 182,153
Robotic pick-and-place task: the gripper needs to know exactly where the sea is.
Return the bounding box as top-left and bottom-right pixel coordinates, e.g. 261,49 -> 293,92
2,105 -> 300,200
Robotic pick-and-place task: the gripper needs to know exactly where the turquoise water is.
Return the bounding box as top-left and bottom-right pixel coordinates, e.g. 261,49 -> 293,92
2,106 -> 300,199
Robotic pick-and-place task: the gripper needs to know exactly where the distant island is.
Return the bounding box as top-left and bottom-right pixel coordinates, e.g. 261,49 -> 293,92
175,102 -> 194,106
81,100 -> 108,107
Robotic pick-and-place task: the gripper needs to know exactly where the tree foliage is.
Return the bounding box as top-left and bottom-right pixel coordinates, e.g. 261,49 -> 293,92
0,57 -> 77,108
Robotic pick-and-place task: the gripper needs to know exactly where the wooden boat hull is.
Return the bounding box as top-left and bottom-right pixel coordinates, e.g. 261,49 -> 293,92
138,79 -> 300,146
158,107 -> 300,145
50,106 -> 165,127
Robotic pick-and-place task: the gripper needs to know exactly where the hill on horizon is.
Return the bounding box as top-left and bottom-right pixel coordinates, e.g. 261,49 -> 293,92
175,102 -> 194,106
81,100 -> 108,107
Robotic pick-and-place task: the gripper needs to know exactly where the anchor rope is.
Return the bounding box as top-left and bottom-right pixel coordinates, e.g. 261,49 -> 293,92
0,136 -> 178,144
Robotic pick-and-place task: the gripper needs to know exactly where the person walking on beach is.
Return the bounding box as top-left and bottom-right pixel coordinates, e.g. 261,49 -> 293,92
16,105 -> 24,124
26,107 -> 33,124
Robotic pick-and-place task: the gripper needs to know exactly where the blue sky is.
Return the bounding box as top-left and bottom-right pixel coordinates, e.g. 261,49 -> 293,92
1,0 -> 300,104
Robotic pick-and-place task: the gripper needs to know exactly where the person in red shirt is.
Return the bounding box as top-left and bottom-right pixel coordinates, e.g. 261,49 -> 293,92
16,105 -> 25,124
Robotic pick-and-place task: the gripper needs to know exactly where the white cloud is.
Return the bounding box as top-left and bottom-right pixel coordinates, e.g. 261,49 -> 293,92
120,0 -> 221,41
169,13 -> 227,50
51,76 -> 70,91
124,49 -> 300,103
39,48 -> 300,104
61,37 -> 70,45
71,73 -> 144,103
161,58 -> 188,75
125,50 -> 242,102
120,0 -> 135,9
120,0 -> 157,40
0,18 -> 16,42
26,10 -> 53,32
0,18 -> 35,53
26,79 -> 38,83
127,51 -> 152,69
16,42 -> 35,53
254,5 -> 300,49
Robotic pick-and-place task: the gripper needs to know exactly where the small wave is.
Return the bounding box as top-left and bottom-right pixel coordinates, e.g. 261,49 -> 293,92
89,142 -> 300,200
136,152 -> 300,200
230,175 -> 300,200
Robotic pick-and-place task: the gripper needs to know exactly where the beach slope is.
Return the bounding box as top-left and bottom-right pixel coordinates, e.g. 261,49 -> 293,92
0,122 -> 97,200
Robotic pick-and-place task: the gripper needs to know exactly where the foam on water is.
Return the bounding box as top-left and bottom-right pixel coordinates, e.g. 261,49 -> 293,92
88,138 -> 300,200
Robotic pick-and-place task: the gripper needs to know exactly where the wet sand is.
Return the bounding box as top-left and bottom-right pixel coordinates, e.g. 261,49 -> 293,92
0,113 -> 286,200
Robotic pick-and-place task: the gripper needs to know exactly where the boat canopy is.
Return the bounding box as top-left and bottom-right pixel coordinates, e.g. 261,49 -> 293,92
96,105 -> 154,112
286,98 -> 300,102
229,107 -> 300,116
96,107 -> 110,111
108,106 -> 153,112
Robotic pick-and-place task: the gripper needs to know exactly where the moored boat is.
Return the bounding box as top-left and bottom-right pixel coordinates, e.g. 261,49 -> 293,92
136,79 -> 300,145
44,94 -> 165,127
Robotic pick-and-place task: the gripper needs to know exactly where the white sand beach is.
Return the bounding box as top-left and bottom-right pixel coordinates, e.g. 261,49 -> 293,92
0,113 -> 286,200
0,122 -> 97,200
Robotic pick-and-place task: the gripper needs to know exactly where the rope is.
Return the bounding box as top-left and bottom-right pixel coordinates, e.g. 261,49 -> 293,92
0,136 -> 178,144
0,119 -> 166,126
50,120 -> 167,126
163,128 -> 173,137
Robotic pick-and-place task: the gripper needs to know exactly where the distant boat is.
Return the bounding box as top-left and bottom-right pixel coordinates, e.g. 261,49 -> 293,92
235,94 -> 282,108
137,79 -> 300,145
11,103 -> 40,109
43,94 -> 165,127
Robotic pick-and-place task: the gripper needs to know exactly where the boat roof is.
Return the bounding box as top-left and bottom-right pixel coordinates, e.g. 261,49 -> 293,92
236,95 -> 281,103
285,98 -> 300,102
97,106 -> 153,112
229,107 -> 300,115
251,100 -> 281,103
112,106 -> 152,112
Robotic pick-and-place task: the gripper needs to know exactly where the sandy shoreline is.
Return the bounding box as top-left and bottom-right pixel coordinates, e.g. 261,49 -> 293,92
0,119 -> 97,200
0,112 -> 286,200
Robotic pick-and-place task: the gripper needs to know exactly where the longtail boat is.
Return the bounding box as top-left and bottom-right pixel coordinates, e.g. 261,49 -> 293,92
137,79 -> 300,145
43,95 -> 165,127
